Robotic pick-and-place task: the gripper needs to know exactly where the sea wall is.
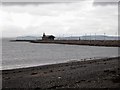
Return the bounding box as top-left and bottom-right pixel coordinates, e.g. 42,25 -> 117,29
30,40 -> 120,47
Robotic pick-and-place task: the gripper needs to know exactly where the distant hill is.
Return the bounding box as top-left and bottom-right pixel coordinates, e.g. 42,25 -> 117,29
16,35 -> 119,40
16,36 -> 42,40
81,35 -> 119,40
56,35 -> 119,40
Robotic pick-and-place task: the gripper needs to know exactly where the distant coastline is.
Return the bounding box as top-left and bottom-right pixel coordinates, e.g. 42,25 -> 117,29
9,34 -> 120,47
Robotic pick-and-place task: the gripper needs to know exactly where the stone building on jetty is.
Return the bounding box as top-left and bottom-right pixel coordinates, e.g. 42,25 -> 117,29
42,33 -> 55,41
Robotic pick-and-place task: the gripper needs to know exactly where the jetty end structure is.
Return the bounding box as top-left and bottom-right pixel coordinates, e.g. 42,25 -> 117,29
42,33 -> 55,41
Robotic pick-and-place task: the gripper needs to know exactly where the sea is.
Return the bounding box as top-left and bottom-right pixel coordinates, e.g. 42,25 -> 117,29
1,38 -> 118,70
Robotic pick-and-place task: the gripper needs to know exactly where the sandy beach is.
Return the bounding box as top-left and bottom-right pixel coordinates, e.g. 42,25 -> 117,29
2,56 -> 120,89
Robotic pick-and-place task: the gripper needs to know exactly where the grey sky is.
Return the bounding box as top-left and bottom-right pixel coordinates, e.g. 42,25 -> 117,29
1,0 -> 119,6
0,0 -> 118,37
1,0 -> 119,2
1,0 -> 84,3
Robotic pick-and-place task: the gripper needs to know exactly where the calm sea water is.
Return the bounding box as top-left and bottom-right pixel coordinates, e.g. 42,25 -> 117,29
1,38 -> 118,70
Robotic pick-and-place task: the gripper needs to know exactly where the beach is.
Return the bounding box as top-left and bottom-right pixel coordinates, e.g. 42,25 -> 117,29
2,56 -> 120,89
1,0 -> 119,89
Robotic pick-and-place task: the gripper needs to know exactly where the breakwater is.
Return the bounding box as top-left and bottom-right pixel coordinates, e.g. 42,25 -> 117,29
30,40 -> 120,47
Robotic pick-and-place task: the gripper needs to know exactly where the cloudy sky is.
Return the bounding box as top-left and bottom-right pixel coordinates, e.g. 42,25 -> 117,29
0,0 -> 119,37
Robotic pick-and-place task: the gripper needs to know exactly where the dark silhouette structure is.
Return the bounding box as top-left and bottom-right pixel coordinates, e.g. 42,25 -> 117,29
42,33 -> 55,41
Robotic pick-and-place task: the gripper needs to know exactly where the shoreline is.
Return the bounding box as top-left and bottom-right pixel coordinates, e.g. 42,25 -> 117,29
1,57 -> 113,71
2,56 -> 120,89
1,56 -> 119,72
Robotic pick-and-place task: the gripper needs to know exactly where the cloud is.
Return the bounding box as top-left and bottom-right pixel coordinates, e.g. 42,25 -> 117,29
93,0 -> 119,6
1,0 -> 119,7
2,0 -> 80,2
1,0 -> 83,6
0,0 -> 118,37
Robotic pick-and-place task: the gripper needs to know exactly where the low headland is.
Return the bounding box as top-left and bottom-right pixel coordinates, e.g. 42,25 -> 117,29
10,33 -> 120,47
31,40 -> 120,47
2,56 -> 120,89
10,39 -> 120,47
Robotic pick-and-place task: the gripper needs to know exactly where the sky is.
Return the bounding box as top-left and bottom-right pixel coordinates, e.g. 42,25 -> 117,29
1,0 -> 119,2
0,0 -> 119,37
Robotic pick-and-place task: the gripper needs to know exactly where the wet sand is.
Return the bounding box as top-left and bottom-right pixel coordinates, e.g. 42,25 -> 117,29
2,57 -> 120,89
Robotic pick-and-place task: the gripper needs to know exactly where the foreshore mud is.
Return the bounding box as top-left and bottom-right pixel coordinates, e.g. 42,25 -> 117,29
2,56 -> 120,89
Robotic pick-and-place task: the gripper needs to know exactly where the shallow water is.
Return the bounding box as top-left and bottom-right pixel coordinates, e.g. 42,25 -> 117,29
1,38 -> 118,70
